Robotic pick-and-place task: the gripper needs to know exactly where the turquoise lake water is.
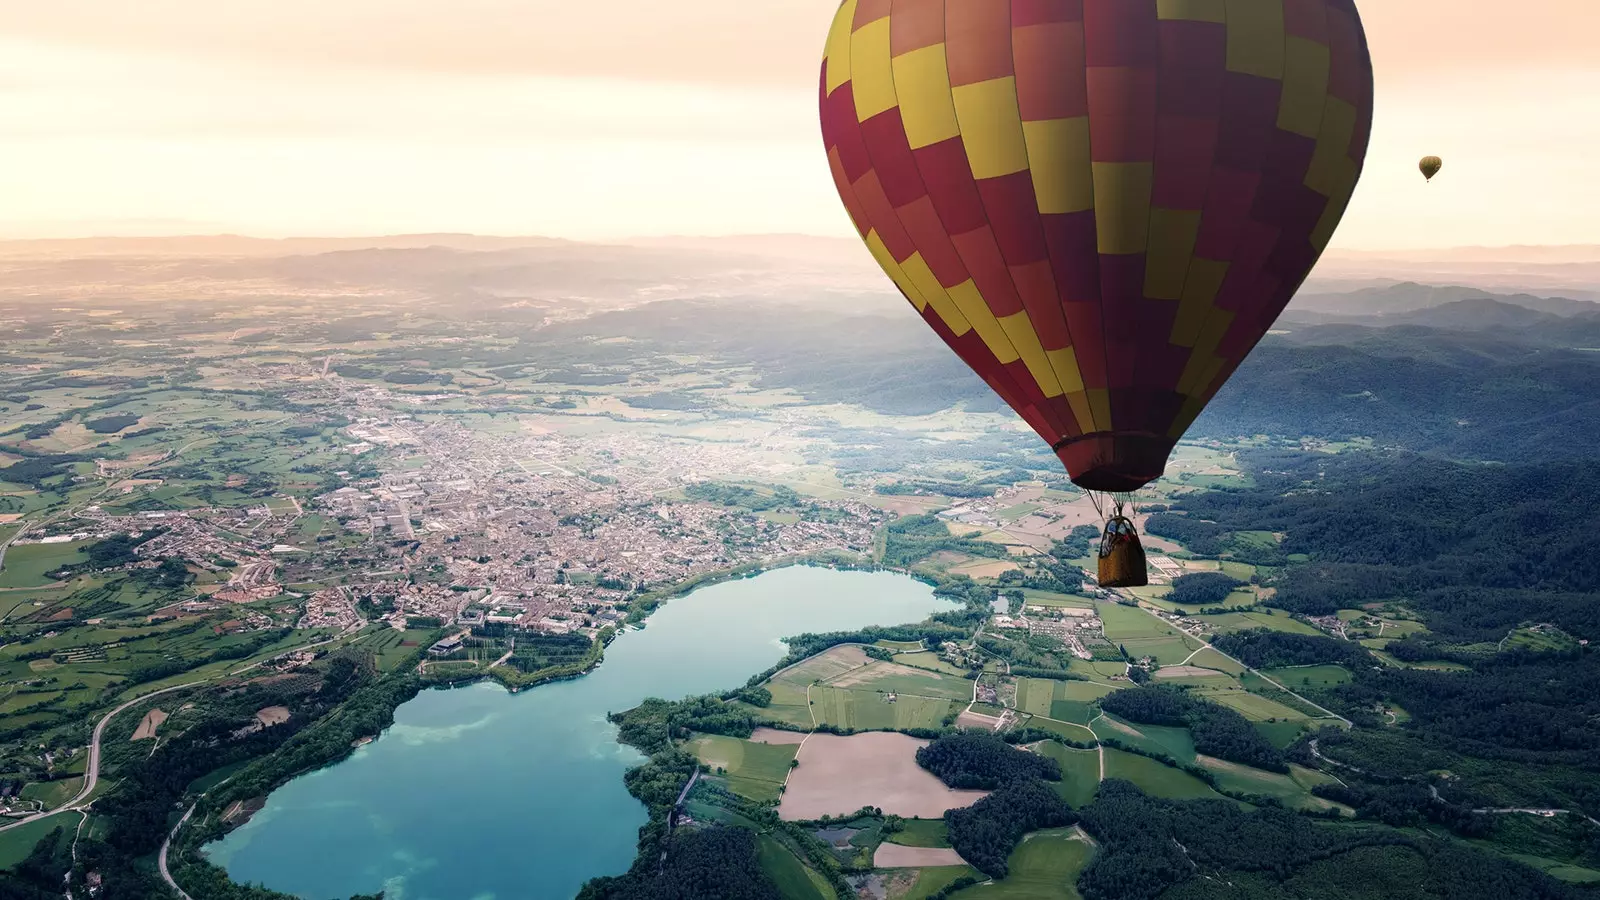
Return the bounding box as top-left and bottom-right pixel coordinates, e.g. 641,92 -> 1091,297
206,566 -> 955,900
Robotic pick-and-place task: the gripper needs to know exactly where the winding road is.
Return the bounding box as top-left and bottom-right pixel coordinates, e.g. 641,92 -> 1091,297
0,681 -> 206,834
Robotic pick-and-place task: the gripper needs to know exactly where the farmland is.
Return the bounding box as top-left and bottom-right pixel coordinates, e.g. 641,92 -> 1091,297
686,733 -> 800,802
1098,602 -> 1204,664
778,733 -> 988,821
1101,749 -> 1221,801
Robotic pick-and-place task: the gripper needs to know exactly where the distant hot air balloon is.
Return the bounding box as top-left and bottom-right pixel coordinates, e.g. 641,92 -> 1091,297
820,0 -> 1373,586
1420,156 -> 1443,182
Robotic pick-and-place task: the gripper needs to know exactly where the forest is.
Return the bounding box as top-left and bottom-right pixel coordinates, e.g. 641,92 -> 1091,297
1167,572 -> 1244,607
579,827 -> 783,900
1076,781 -> 1586,900
1211,629 -> 1373,670
915,732 -> 1062,790
1157,451 -> 1600,645
881,514 -> 1011,568
945,778 -> 1077,878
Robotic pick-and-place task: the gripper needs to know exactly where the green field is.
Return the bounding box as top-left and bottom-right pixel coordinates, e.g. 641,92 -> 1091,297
1097,602 -> 1171,639
1255,720 -> 1315,748
1067,659 -> 1129,680
1025,715 -> 1097,740
686,734 -> 799,802
1263,664 -> 1353,689
1101,749 -> 1221,801
811,687 -> 957,731
1151,669 -> 1241,689
758,834 -> 836,900
904,866 -> 983,900
896,652 -> 969,675
1034,741 -> 1101,807
1187,647 -> 1247,675
1199,609 -> 1323,636
1206,689 -> 1314,722
887,818 -> 951,848
1195,756 -> 1342,812
19,777 -> 81,810
0,541 -> 90,588
0,812 -> 79,869
951,828 -> 1092,899
875,640 -> 925,652
1091,715 -> 1196,762
1019,590 -> 1096,609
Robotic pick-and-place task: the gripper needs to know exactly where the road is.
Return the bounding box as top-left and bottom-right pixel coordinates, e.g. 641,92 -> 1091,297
0,681 -> 205,833
159,804 -> 198,900
0,622 -> 354,835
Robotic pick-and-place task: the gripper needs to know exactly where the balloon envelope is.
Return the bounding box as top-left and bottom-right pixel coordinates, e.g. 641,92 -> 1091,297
1420,156 -> 1443,182
820,0 -> 1373,492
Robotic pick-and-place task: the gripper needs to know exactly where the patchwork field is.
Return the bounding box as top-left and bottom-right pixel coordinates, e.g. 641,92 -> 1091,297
779,733 -> 987,821
1098,603 -> 1203,663
1016,677 -> 1121,727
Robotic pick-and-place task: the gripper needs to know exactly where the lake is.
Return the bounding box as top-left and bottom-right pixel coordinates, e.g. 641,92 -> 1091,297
205,566 -> 956,900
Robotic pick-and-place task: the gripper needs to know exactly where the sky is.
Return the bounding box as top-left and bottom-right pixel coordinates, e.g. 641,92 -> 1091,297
0,1 -> 1595,249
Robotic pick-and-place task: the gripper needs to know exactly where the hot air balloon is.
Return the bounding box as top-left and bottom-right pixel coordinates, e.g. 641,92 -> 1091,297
820,0 -> 1373,586
1420,156 -> 1443,182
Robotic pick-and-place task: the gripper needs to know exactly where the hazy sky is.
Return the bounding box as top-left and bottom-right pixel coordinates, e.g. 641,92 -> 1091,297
0,1 -> 1595,248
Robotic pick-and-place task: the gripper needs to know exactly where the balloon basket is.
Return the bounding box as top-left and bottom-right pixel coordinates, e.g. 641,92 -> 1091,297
1097,516 -> 1149,589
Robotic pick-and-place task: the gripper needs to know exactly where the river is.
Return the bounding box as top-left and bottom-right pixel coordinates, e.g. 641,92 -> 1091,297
205,565 -> 957,900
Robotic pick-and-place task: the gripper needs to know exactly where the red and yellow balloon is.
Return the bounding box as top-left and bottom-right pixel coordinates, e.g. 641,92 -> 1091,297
820,0 -> 1374,494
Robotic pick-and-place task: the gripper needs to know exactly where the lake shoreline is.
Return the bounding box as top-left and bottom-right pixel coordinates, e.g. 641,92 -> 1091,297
198,565 -> 956,900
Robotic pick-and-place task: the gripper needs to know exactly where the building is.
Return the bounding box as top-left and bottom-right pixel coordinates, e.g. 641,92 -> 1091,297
427,634 -> 465,657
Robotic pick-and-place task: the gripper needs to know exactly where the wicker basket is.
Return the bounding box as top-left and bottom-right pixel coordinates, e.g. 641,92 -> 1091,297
1097,516 -> 1149,588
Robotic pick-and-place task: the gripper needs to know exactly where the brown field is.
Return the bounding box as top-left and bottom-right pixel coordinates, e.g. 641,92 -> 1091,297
956,709 -> 1003,731
255,706 -> 291,727
873,845 -> 967,868
778,644 -> 870,683
131,708 -> 168,741
749,727 -> 807,745
949,559 -> 1021,579
779,732 -> 988,821
830,660 -> 962,692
